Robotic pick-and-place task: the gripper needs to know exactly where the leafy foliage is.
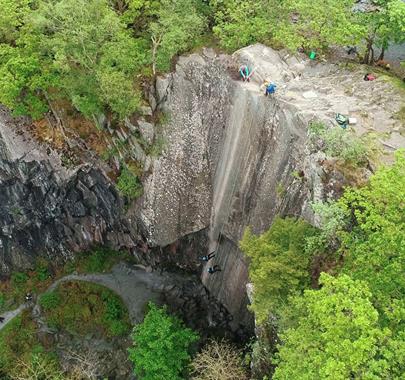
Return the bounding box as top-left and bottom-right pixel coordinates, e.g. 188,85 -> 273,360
11,353 -> 65,380
128,302 -> 198,380
149,0 -> 206,73
39,291 -> 61,310
117,165 -> 143,199
274,0 -> 365,51
73,246 -> 126,273
240,217 -> 317,324
43,281 -> 131,337
308,121 -> 370,166
360,0 -> 405,63
212,0 -> 364,51
274,274 -> 392,380
211,0 -> 274,51
0,312 -> 44,378
248,152 -> 405,379
338,150 -> 405,328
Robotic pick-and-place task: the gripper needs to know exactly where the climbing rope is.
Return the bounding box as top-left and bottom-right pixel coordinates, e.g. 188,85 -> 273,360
211,84 -> 279,258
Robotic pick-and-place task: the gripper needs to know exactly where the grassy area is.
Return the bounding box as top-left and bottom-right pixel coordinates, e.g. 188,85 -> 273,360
0,258 -> 53,313
0,247 -> 134,314
0,310 -> 49,378
64,246 -> 134,275
379,70 -> 405,95
116,165 -> 143,200
40,281 -> 131,338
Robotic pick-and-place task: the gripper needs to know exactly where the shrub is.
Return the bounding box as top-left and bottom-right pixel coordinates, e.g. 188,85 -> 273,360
39,292 -> 61,310
129,302 -> 199,380
240,217 -> 318,324
190,339 -> 248,380
81,247 -> 111,273
11,353 -> 64,380
74,247 -> 128,274
35,259 -> 51,282
11,272 -> 28,286
0,292 -> 5,309
41,282 -> 130,338
116,165 -> 143,199
308,121 -> 370,166
0,312 -> 43,377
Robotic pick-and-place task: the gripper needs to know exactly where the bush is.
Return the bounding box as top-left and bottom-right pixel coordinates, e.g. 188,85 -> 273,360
116,165 -> 143,199
0,312 -> 43,377
308,122 -> 370,166
41,281 -> 131,338
190,339 -> 248,380
35,259 -> 51,282
11,353 -> 64,380
11,272 -> 28,286
0,292 -> 5,309
81,247 -> 113,273
39,292 -> 61,310
129,302 -> 199,380
240,217 -> 318,324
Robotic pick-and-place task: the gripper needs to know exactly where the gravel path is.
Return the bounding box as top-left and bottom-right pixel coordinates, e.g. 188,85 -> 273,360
0,262 -> 179,332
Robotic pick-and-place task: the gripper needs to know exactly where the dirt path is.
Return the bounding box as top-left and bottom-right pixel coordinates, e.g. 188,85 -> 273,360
0,262 -> 180,332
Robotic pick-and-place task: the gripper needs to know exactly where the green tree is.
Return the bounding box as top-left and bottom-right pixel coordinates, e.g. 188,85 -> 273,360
240,217 -> 317,324
149,0 -> 206,74
274,0 -> 365,51
211,0 -> 275,51
274,274 -> 392,380
212,0 -> 364,52
360,0 -> 405,64
29,0 -> 145,119
339,150 -> 405,329
128,302 -> 199,380
0,44 -> 52,118
0,0 -> 148,120
0,0 -> 31,43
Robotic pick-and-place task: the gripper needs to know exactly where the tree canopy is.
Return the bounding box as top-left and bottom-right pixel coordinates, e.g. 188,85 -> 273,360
244,151 -> 405,379
274,274 -> 393,380
128,302 -> 198,380
240,217 -> 317,324
0,0 -> 403,122
0,0 -> 206,121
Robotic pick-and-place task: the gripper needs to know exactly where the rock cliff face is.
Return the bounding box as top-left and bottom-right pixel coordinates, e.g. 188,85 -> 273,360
0,110 -> 135,274
139,44 -> 404,327
138,47 -> 312,327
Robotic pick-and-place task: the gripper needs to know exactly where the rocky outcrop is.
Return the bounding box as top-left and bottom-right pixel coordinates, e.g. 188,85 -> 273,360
138,44 -> 404,328
0,112 -> 135,274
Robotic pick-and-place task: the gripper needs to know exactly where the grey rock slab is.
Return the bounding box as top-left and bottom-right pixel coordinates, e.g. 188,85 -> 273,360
138,119 -> 155,144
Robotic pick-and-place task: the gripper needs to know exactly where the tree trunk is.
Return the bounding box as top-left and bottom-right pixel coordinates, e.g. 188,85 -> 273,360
152,42 -> 157,76
43,91 -> 71,147
377,46 -> 385,62
362,38 -> 374,64
151,35 -> 161,77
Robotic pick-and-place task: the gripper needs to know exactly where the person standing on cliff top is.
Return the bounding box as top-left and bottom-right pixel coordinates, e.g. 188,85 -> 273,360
239,65 -> 250,82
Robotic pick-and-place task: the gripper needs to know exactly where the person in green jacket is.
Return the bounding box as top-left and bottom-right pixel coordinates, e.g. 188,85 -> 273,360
239,65 -> 250,82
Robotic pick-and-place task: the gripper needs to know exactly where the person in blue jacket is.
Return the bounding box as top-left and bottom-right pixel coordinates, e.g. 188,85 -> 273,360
265,82 -> 277,96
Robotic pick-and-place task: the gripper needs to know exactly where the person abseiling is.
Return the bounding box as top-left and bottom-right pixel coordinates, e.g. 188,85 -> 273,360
200,251 -> 216,262
207,265 -> 221,274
